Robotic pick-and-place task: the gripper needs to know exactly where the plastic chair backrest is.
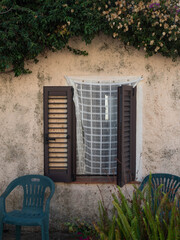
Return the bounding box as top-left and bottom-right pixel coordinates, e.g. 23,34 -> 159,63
139,173 -> 180,201
8,175 -> 55,212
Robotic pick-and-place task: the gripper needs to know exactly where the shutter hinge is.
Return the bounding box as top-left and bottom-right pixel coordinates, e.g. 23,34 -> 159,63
133,88 -> 135,96
71,87 -> 74,97
44,133 -> 56,143
132,87 -> 136,96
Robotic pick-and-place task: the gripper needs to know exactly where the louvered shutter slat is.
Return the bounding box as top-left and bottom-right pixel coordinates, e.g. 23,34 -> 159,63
117,85 -> 136,187
44,86 -> 76,182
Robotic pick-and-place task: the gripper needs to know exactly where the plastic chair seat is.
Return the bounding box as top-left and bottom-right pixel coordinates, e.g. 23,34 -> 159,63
4,210 -> 45,226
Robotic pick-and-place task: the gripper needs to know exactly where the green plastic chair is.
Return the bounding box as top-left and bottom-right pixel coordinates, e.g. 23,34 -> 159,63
139,173 -> 180,202
0,175 -> 55,240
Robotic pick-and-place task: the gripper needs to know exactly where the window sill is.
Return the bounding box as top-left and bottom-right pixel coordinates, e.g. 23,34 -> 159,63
74,175 -> 117,184
71,178 -> 140,185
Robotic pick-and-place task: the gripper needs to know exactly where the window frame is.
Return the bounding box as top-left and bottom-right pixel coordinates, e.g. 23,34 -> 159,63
44,85 -> 137,186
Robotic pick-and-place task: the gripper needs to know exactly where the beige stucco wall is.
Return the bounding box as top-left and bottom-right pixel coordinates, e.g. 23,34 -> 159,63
0,34 -> 179,228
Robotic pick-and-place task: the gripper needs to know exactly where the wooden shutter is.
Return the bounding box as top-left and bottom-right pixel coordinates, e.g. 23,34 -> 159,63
117,85 -> 136,187
44,86 -> 76,182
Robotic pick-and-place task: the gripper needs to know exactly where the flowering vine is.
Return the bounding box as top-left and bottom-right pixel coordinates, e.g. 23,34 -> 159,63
99,0 -> 180,58
0,0 -> 179,76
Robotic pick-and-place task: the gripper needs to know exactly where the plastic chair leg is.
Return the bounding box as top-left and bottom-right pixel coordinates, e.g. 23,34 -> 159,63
41,221 -> 49,240
44,230 -> 49,240
16,225 -> 21,240
0,222 -> 3,240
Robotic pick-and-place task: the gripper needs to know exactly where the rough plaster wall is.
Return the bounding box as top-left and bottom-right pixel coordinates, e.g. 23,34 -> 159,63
49,183 -> 135,229
0,34 -> 179,227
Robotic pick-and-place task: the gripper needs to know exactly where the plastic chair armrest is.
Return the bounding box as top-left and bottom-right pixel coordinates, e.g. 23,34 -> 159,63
0,189 -> 12,199
0,196 -> 6,217
45,198 -> 51,214
45,190 -> 54,214
45,185 -> 55,214
0,181 -> 19,215
1,179 -> 19,199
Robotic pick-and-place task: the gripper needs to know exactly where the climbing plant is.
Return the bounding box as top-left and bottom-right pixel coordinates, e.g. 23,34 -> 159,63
0,0 -> 179,76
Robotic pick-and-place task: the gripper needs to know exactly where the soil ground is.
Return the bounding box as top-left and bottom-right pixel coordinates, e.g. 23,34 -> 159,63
3,230 -> 79,240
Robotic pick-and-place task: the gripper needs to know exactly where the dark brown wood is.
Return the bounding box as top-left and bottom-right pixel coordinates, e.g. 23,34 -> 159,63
72,90 -> 76,181
117,86 -> 136,187
75,176 -> 116,184
131,87 -> 136,181
44,86 -> 76,182
44,85 -> 136,185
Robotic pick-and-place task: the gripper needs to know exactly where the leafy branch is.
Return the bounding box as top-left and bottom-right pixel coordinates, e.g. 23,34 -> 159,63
0,0 -> 179,76
0,7 -> 12,14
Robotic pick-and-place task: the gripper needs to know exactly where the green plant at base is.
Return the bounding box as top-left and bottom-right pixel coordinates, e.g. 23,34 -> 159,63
64,219 -> 99,240
94,176 -> 180,240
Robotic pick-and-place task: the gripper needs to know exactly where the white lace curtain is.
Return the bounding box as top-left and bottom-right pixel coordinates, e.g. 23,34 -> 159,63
66,76 -> 142,175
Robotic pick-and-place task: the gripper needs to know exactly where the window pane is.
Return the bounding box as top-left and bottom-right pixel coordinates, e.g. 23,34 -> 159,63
75,82 -> 120,175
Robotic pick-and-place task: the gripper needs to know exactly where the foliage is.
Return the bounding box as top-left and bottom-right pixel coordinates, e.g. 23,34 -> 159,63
94,176 -> 180,240
65,219 -> 99,240
0,0 -> 179,76
100,0 -> 180,59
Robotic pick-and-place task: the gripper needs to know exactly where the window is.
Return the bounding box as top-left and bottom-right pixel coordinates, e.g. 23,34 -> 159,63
44,77 -> 140,186
74,83 -> 118,176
